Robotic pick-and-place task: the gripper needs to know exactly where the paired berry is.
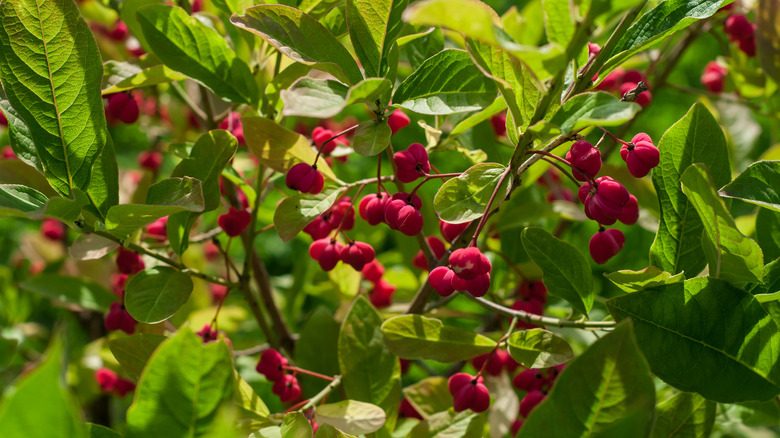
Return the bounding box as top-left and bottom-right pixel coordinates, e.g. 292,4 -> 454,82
105,302 -> 138,335
451,272 -> 491,297
116,247 -> 144,274
219,112 -> 245,145
196,324 -> 218,343
471,349 -> 516,376
312,126 -> 337,155
491,113 -> 507,137
589,228 -> 625,264
448,373 -> 491,413
41,219 -> 65,241
725,14 -> 756,56
387,109 -> 411,135
286,163 -> 324,194
449,248 -> 491,280
412,236 -> 446,270
359,193 -> 388,226
304,197 -> 355,239
309,238 -> 344,271
581,177 -> 630,225
256,349 -> 288,381
361,259 -> 385,282
440,220 -> 470,242
618,195 -> 639,225
106,93 -> 140,125
369,279 -> 397,308
339,241 -> 375,271
95,368 -> 135,397
138,150 -> 162,173
701,62 -> 727,93
218,207 -> 251,237
620,133 -> 660,178
565,140 -> 601,181
145,216 -> 168,241
384,193 -> 424,236
428,266 -> 456,297
393,143 -> 430,183
273,374 -> 302,402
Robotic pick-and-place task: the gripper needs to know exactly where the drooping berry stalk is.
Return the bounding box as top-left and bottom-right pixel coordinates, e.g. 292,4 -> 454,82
282,365 -> 336,382
313,124 -> 359,166
469,166 -> 511,248
476,317 -> 518,378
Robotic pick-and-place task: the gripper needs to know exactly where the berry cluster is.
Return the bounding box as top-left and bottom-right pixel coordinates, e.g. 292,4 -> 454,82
512,281 -> 548,329
429,247 -> 492,297
95,367 -> 135,397
470,348 -> 519,376
105,302 -> 137,335
595,68 -> 652,107
725,14 -> 756,57
255,349 -> 301,403
218,206 -> 251,237
41,218 -> 65,241
105,92 -> 140,125
448,373 -> 491,413
701,62 -> 728,93
511,365 -> 564,432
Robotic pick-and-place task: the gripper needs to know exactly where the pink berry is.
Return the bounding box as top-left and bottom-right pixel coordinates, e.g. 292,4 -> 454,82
449,247 -> 491,280
513,369 -> 546,392
589,228 -> 625,264
519,390 -> 547,418
95,368 -> 118,392
399,398 -> 423,419
328,197 -> 355,230
285,163 -> 324,194
2,145 -> 16,160
309,238 -> 344,271
111,274 -> 128,297
393,143 -> 430,183
312,127 -> 337,155
191,0 -> 203,12
621,133 -> 660,178
339,241 -> 375,271
256,349 -> 288,381
359,193 -> 388,226
448,373 -> 490,413
512,420 -> 524,435
512,298 -> 545,329
440,220 -> 470,242
116,247 -> 144,274
105,302 -> 138,335
490,113 -> 507,137
106,93 -> 139,125
218,207 -> 251,237
0,110 -> 7,126
725,14 -> 754,42
622,70 -> 646,85
138,150 -> 162,173
219,112 -> 245,145
107,21 -> 128,41
471,350 -> 508,376
113,378 -> 136,397
41,218 -> 65,241
303,216 -> 332,240
588,43 -> 601,56
272,374 -> 301,402
370,279 -> 396,308
701,62 -> 727,93
196,324 -> 218,343
517,281 -> 547,303
565,140 -> 601,182
210,284 -> 228,303
428,266 -> 456,297
387,109 -> 411,135
385,193 -> 424,236
583,176 -> 630,225
595,68 -> 624,91
738,35 -> 756,56
361,259 -> 384,282
145,216 -> 168,241
618,194 -> 639,225
451,272 -> 491,297
412,236 -> 446,270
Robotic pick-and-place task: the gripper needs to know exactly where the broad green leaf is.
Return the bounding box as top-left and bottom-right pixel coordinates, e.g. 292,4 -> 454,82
43,189 -> 91,224
281,412 -> 313,438
403,27 -> 444,70
381,315 -> 496,362
651,392 -> 716,438
273,187 -> 342,242
605,267 -> 685,293
549,92 -> 640,134
352,119 -> 392,156
346,0 -> 408,78
0,87 -> 40,171
338,297 -> 401,434
606,277 -> 780,402
0,185 -> 47,217
235,374 -> 272,422
650,103 -> 731,278
680,163 -> 764,284
521,227 -> 593,315
315,400 -> 386,435
87,424 -> 122,438
602,0 -> 730,75
750,259 -> 780,301
108,334 -> 167,381
409,410 -> 486,438
719,160 -> 780,213
137,5 -> 257,104
125,267 -> 194,324
282,77 -> 392,118
313,425 -> 349,438
264,63 -> 314,114
19,274 -> 116,312
543,0 -> 573,48
0,339 -> 87,438
402,377 -> 453,418
392,49 -> 498,115
299,0 -> 344,18
449,96 -> 507,136
507,328 -> 575,368
231,5 -> 363,85
243,116 -> 339,182
85,134 -> 119,220
167,130 -> 238,255
121,0 -> 163,51
125,329 -> 234,438
757,208 -> 780,262
434,163 -> 510,224
0,0 -> 107,197
518,321 -> 655,437
756,0 -> 780,80
295,308 -> 342,397
102,63 -> 187,95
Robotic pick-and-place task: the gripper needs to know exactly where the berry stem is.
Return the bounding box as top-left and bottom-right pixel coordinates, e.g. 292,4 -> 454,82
282,365 -> 336,382
524,150 -> 574,168
596,126 -> 629,145
299,375 -> 343,412
476,317 -> 518,378
538,157 -> 581,188
469,166 -> 511,248
314,124 -> 359,166
333,184 -> 364,237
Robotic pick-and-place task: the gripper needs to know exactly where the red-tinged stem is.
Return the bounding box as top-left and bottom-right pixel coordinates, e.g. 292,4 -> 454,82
283,365 -> 336,382
476,317 -> 518,379
333,184 -> 364,239
469,166 -> 511,248
376,155 -> 384,194
314,125 -> 359,166
597,126 -> 629,145
525,150 -> 574,168
409,173 -> 462,198
284,400 -> 310,413
539,157 -> 581,188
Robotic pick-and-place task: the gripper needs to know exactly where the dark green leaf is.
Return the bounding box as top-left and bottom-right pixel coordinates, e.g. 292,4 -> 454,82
393,49 -> 498,115
409,410 -> 486,438
650,103 -> 731,277
381,314 -> 496,362
20,274 -> 116,312
125,329 -> 234,438
125,267 -> 194,324
338,297 -> 401,434
0,87 -> 40,171
282,77 -> 392,118
0,185 -> 48,217
137,5 -> 257,104
518,321 -> 655,437
0,335 -> 18,370
507,328 -> 575,368
0,0 -> 107,197
346,0 -> 408,77
352,119 -> 391,156
605,267 -> 685,293
402,377 -> 453,418
756,208 -> 780,262
314,400 -> 386,435
108,334 -> 167,381
651,392 -> 716,438
231,5 -> 363,85
749,258 -> 780,302
719,160 -> 780,213
521,227 -> 593,315
434,163 -> 510,223
87,424 -> 122,438
549,92 -> 640,134
294,308 -> 342,398
606,277 -> 780,402
680,163 -> 764,284
85,134 -> 119,220
0,160 -> 56,197
273,187 -> 342,243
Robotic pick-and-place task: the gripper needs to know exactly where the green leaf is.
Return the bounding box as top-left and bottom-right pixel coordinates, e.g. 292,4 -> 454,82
235,374 -> 272,423
231,5 -> 363,85
346,0 -> 408,78
0,87 -> 40,171
87,424 -> 122,438
650,103 -> 731,278
273,187 -> 342,242
680,163 -> 764,284
167,130 -> 238,255
606,277 -> 780,402
521,227 -> 593,315
0,338 -> 87,438
449,96 -> 507,137
549,92 -> 640,134
243,116 -> 339,182
125,267 -> 194,324
409,410 -> 486,438
282,77 -> 392,118
338,297 -> 401,434
19,274 -> 116,312
108,334 -> 167,381
750,259 -> 780,301
381,315 -> 496,362
137,5 -> 257,104
0,184 -> 48,217
102,62 -> 188,95
0,335 -> 17,370
543,0 -> 574,48
299,0 -> 344,18
402,377 -> 453,418
757,208 -> 780,262
719,160 -> 780,213
85,134 -> 119,220
125,329 -> 234,438
105,177 -> 204,238
434,163 -> 510,224
602,0 -> 729,74
507,328 -> 574,368
352,119 -> 392,156
605,267 -> 685,293
295,308 -> 342,397
0,0 -> 107,197
0,161 -> 56,197
282,412 -> 313,438
518,321 -> 655,437
651,392 -> 716,438
315,400 -> 386,435
121,0 -> 163,51
313,424 -> 349,438
392,49 -> 498,115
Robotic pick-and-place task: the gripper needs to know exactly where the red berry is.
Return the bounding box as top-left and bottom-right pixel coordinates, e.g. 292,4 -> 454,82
385,194 -> 424,236
399,398 -> 423,419
138,150 -> 162,173
218,207 -> 251,237
595,68 -> 624,91
145,216 -> 168,241
620,82 -> 652,108
621,133 -> 660,178
2,145 -> 16,160
725,14 -> 754,42
412,236 -> 446,270
512,420 -> 524,435
192,0 -> 203,12
738,35 -> 756,56
41,218 -> 65,241
309,238 -> 344,271
470,350 -> 507,376
272,374 -> 301,402
196,324 -> 218,343
387,109 -> 411,135
116,247 -> 144,274
448,373 -> 490,413
513,368 -> 546,392
303,216 -> 333,240
210,284 -> 228,303
312,127 -> 336,155
589,228 -> 625,264
512,298 -> 545,329
110,273 -> 127,297
327,197 -> 355,230
339,241 -> 375,271
701,62 -> 727,93
519,390 -> 547,418
95,368 -> 118,392
449,247 -> 491,280
440,220 -> 470,242
105,302 -> 138,335
0,110 -> 7,126
583,176 -> 630,225
219,112 -> 245,145
565,140 -> 601,181
588,43 -> 601,56
618,194 -> 639,225
370,279 -> 396,308
622,70 -> 646,84
256,349 -> 288,381
517,281 -> 547,303
204,241 -> 220,261
107,21 -> 128,41
359,193 -> 388,226
106,93 -> 139,125
361,259 -> 384,282
286,163 -> 324,194
113,378 -> 136,397
393,143 -> 430,183
490,113 -> 507,137
428,266 -> 456,297
451,272 -> 491,297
